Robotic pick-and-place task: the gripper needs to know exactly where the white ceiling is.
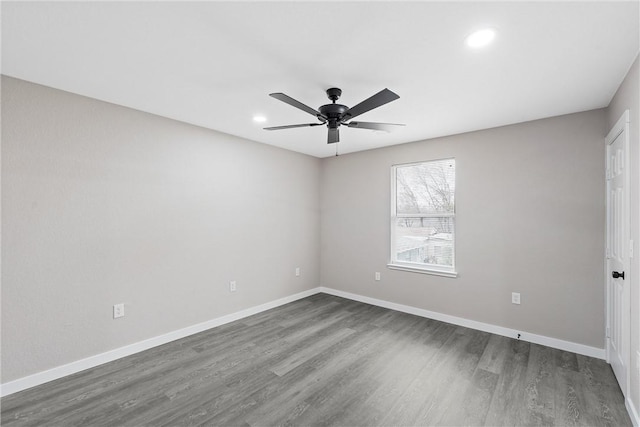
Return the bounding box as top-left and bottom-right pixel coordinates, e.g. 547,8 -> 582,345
2,1 -> 638,158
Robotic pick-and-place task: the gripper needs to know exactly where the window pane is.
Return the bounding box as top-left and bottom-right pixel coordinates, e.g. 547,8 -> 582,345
396,159 -> 455,214
394,217 -> 454,267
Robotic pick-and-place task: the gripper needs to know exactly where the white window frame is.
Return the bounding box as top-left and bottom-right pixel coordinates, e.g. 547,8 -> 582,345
387,159 -> 458,278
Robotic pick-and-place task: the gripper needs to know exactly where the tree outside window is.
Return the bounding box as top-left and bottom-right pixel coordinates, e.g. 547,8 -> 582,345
390,159 -> 456,275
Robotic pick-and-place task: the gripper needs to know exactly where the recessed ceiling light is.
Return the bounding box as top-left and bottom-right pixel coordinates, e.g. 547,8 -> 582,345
253,115 -> 267,123
465,28 -> 496,48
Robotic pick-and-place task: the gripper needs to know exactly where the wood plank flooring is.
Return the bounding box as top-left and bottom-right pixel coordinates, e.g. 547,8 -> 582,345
1,293 -> 631,426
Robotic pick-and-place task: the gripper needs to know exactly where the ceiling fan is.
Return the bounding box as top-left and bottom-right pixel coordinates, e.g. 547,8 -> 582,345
264,87 -> 404,144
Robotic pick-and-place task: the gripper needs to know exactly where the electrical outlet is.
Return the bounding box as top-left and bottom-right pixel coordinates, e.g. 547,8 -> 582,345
375,272 -> 381,281
229,280 -> 237,292
295,267 -> 300,277
511,292 -> 521,305
113,303 -> 125,319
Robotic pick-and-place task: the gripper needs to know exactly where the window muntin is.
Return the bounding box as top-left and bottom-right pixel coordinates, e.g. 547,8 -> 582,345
390,159 -> 456,276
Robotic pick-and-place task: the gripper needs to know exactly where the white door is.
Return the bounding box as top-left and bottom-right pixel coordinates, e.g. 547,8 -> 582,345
606,110 -> 630,397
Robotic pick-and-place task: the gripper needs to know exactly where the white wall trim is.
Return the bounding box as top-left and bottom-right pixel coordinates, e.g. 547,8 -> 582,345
318,287 -> 606,360
628,396 -> 640,427
1,285 -> 608,398
0,287 -> 322,397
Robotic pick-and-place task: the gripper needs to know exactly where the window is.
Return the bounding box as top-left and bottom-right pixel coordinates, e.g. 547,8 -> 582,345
389,158 -> 457,277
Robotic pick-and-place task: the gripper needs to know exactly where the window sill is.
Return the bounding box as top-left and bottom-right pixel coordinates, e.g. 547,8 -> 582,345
387,263 -> 458,278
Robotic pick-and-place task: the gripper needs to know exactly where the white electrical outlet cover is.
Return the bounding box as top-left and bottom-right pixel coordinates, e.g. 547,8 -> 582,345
511,293 -> 521,305
113,303 -> 125,318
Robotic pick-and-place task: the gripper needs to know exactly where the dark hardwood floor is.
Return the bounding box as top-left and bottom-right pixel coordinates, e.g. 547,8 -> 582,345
1,293 -> 631,426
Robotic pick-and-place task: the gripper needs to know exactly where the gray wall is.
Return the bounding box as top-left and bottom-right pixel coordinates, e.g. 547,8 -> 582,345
607,54 -> 639,414
1,71 -> 626,387
1,76 -> 321,382
321,109 -> 606,348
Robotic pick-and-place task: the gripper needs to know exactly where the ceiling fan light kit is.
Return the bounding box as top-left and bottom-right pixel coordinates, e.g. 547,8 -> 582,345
264,87 -> 404,144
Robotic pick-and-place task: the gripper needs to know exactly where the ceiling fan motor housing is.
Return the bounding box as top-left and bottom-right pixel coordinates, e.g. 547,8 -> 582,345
319,103 -> 348,123
321,87 -> 349,127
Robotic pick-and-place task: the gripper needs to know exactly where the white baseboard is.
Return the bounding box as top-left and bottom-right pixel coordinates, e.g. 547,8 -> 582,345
318,287 -> 606,360
0,287 -> 322,397
0,285 -> 609,398
628,397 -> 640,427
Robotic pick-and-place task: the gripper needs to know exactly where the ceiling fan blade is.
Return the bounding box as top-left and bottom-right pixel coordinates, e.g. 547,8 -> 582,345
346,121 -> 405,131
341,88 -> 399,121
269,93 -> 326,120
328,127 -> 339,144
264,123 -> 324,131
